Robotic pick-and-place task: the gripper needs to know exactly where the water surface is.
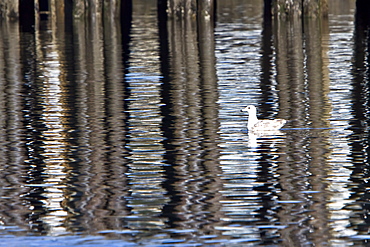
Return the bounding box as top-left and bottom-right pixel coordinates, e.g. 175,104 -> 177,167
0,0 -> 369,246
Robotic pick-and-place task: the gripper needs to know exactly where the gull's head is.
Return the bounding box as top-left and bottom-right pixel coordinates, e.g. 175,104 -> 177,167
241,105 -> 257,114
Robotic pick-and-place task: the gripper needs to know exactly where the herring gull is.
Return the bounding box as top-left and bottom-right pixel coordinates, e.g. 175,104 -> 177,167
241,105 -> 286,131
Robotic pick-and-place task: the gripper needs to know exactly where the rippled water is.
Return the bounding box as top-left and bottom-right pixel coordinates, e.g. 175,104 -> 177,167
0,0 -> 369,246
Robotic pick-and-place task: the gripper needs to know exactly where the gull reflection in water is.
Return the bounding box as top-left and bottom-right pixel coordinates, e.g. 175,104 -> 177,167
248,129 -> 285,148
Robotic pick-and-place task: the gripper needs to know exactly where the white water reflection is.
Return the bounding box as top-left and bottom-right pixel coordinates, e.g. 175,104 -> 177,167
36,46 -> 68,235
327,7 -> 358,241
247,130 -> 285,147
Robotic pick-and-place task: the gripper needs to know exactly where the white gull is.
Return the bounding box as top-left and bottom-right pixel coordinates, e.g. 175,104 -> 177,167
241,105 -> 287,131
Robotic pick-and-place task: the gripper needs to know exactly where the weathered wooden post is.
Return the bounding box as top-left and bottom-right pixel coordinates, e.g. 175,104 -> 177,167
167,0 -> 196,17
273,0 -> 302,17
303,0 -> 328,17
0,0 -> 18,19
164,0 -> 215,20
272,0 -> 328,17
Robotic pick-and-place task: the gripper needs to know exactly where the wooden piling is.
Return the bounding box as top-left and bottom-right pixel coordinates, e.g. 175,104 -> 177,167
303,0 -> 328,17
272,0 -> 328,18
2,0 -> 215,22
0,0 -> 18,19
165,0 -> 215,20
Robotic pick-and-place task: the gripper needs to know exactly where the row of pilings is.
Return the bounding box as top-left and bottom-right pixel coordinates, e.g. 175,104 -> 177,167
1,0 -> 216,20
0,0 -> 331,23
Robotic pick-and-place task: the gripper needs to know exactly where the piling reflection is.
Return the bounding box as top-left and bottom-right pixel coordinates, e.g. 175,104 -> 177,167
0,20 -> 30,233
124,2 -> 169,235
268,7 -> 332,246
304,14 -> 335,246
345,0 -> 370,241
160,4 -> 223,240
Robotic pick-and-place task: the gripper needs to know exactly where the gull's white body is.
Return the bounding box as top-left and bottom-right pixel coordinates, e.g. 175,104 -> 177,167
241,105 -> 286,131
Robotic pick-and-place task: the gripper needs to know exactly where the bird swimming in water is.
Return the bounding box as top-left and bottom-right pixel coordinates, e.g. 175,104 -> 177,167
241,105 -> 286,131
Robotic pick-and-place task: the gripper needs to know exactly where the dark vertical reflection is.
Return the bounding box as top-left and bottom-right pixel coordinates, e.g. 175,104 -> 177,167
259,0 -> 274,117
272,15 -> 310,246
161,14 -> 205,231
19,0 -> 35,32
274,15 -> 305,123
303,16 -> 332,245
272,12 -> 332,245
20,22 -> 42,234
159,5 -> 223,240
17,1 -> 135,236
38,0 -> 49,20
61,14 -> 92,233
158,0 -> 177,228
197,7 -> 223,235
61,3 -> 131,234
0,20 -> 30,232
121,0 -> 133,62
103,2 -> 129,231
253,2 -> 281,244
347,0 -> 370,240
64,6 -> 109,233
